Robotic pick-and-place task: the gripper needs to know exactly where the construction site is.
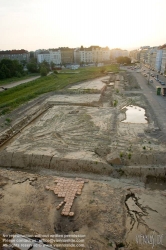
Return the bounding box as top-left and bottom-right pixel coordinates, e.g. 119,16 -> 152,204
0,70 -> 166,250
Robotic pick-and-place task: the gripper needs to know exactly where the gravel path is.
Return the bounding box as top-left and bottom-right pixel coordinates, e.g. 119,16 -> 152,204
0,72 -> 53,92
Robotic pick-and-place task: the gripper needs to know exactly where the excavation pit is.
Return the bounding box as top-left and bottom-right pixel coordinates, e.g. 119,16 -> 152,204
68,77 -> 107,91
46,94 -> 101,106
0,105 -> 112,174
145,175 -> 166,190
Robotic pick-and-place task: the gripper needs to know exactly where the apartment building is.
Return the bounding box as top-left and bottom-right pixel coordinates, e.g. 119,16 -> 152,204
74,46 -> 110,64
139,49 -> 148,64
34,49 -> 49,58
37,51 -> 50,64
49,49 -> 61,65
74,48 -> 81,64
146,47 -> 158,70
139,44 -> 166,74
37,48 -> 74,65
92,46 -> 110,62
60,48 -> 74,64
160,45 -> 166,74
37,49 -> 61,65
110,49 -> 129,59
0,50 -> 29,63
155,49 -> 163,72
80,47 -> 93,63
129,50 -> 140,62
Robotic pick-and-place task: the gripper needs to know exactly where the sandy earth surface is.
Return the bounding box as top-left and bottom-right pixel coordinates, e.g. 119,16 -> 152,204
0,169 -> 166,250
0,72 -> 166,250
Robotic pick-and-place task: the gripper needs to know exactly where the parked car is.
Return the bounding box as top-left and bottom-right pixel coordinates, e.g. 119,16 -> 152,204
150,80 -> 153,83
160,81 -> 165,85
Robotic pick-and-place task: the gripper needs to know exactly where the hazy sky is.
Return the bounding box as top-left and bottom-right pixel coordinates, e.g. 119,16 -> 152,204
0,0 -> 166,51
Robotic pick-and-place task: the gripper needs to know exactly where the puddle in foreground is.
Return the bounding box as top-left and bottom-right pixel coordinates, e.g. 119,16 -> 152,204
122,105 -> 148,124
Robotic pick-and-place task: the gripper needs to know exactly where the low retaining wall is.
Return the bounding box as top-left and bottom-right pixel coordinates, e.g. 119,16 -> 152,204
0,150 -> 113,175
122,165 -> 166,178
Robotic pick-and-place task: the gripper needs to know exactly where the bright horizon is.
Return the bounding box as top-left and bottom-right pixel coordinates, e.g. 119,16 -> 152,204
0,0 -> 166,51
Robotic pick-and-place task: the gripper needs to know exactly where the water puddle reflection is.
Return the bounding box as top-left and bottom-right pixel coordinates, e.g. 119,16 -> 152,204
122,105 -> 148,124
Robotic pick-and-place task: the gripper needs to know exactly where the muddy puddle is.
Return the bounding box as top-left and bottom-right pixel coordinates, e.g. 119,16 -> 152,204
145,176 -> 166,190
122,105 -> 148,124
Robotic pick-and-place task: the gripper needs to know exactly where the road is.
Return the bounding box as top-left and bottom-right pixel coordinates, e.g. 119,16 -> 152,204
140,65 -> 166,90
141,64 -> 166,81
121,66 -> 166,140
0,72 -> 53,92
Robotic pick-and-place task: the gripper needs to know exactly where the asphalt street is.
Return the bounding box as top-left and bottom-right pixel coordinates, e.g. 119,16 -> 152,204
140,65 -> 166,89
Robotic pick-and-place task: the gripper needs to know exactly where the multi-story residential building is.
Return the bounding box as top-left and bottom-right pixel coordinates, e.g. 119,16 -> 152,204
110,48 -> 129,59
129,50 -> 140,62
60,48 -> 74,64
91,46 -> 110,62
49,49 -> 61,65
37,49 -> 61,65
155,48 -> 163,72
0,50 -> 29,63
74,46 -> 110,64
151,51 -> 157,70
139,49 -> 148,64
80,47 -> 93,63
139,44 -> 166,74
37,48 -> 74,65
140,46 -> 150,49
74,48 -> 81,64
37,51 -> 50,64
146,47 -> 158,70
34,49 -> 47,58
122,50 -> 129,57
160,45 -> 166,74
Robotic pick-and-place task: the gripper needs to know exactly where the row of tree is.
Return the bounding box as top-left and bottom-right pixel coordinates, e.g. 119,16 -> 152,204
116,56 -> 131,64
0,58 -> 52,80
26,59 -> 50,76
0,59 -> 24,79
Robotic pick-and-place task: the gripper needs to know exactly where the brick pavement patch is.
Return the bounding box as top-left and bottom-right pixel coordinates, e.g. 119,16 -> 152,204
46,177 -> 88,216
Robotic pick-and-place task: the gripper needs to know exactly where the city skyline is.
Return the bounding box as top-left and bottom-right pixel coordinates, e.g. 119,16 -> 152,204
0,0 -> 166,51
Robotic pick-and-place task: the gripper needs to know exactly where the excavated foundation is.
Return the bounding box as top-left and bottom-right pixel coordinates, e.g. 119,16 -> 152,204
0,74 -> 166,178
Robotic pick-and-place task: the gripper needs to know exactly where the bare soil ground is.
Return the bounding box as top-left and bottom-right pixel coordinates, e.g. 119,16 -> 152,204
0,169 -> 166,250
0,72 -> 166,250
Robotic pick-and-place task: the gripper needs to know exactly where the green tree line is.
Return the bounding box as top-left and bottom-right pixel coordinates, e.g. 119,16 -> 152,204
116,56 -> 131,64
0,59 -> 24,79
0,58 -> 51,80
26,59 -> 50,76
